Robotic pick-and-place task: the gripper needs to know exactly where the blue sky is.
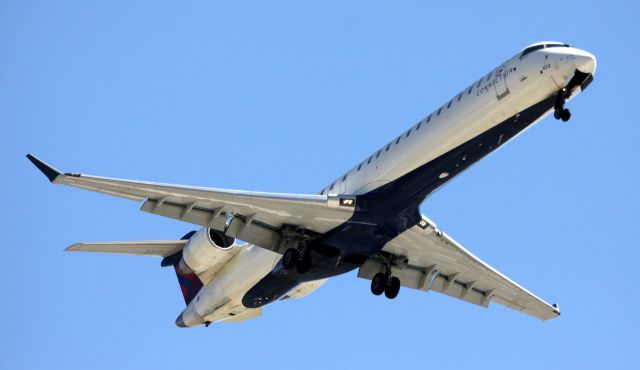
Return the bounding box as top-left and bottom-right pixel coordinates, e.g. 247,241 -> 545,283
2,1 -> 638,369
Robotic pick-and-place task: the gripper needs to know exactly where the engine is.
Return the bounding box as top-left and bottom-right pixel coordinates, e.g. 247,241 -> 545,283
179,228 -> 236,274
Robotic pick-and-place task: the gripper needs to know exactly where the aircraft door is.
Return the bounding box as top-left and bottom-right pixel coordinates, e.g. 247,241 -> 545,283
495,64 -> 510,100
339,175 -> 347,194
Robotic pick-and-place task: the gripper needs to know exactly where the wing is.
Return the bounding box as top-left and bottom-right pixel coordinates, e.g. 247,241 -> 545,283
66,240 -> 186,257
358,215 -> 560,320
27,154 -> 356,252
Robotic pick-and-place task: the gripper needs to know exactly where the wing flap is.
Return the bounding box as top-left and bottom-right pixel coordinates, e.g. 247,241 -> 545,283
66,240 -> 186,257
139,199 -> 283,251
430,274 -> 488,307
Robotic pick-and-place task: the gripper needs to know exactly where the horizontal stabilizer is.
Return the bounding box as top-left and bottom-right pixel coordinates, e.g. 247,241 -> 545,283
66,240 -> 187,257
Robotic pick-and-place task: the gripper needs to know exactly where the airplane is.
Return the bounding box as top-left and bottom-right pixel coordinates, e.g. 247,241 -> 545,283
28,41 -> 596,327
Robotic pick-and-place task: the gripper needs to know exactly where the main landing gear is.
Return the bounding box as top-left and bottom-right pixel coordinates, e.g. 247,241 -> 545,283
554,87 -> 572,122
282,247 -> 312,274
370,272 -> 401,299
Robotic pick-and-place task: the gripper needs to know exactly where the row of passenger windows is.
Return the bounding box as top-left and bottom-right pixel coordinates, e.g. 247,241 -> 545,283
321,65 -> 510,195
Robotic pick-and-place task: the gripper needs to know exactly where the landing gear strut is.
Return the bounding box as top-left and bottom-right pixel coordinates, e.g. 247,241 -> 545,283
554,88 -> 571,122
370,272 -> 401,299
296,251 -> 312,274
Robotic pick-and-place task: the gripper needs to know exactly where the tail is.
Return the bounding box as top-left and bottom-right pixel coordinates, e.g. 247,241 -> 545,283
160,231 -> 204,305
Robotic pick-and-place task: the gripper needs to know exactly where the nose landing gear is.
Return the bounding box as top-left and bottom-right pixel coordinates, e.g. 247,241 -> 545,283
554,107 -> 571,122
554,87 -> 572,122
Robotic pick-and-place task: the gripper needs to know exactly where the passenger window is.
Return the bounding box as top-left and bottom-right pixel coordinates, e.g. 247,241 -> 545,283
357,163 -> 362,171
330,183 -> 334,191
416,122 -> 421,130
486,71 -> 492,81
427,114 -> 431,123
476,78 -> 482,88
367,156 -> 372,164
376,150 -> 381,158
457,92 -> 463,101
437,107 -> 442,116
396,136 -> 401,144
386,143 -> 391,152
343,174 -> 347,181
447,100 -> 452,109
320,189 -> 324,195
467,85 -> 473,94
406,129 -> 411,137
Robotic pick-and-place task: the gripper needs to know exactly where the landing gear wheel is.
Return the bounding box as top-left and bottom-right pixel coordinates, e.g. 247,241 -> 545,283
371,273 -> 388,296
554,88 -> 572,122
384,276 -> 401,299
296,251 -> 312,274
282,248 -> 299,270
554,108 -> 562,120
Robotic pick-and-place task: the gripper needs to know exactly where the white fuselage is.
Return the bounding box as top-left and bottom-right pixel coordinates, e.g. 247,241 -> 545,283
319,44 -> 595,196
180,43 -> 596,326
181,244 -> 281,325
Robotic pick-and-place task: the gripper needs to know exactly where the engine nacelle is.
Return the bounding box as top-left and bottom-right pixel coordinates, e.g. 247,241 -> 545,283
180,228 -> 236,274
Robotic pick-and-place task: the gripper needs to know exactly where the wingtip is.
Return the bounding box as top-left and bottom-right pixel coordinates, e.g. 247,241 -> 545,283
26,154 -> 62,182
64,244 -> 80,252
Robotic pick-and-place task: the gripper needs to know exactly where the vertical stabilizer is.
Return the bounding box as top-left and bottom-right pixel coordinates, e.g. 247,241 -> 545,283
161,231 -> 204,305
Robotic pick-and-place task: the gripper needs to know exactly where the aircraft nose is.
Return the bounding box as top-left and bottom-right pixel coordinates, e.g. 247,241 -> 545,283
573,51 -> 596,75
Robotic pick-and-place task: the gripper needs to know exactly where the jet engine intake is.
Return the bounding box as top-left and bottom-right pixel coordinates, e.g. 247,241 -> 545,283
180,228 -> 236,274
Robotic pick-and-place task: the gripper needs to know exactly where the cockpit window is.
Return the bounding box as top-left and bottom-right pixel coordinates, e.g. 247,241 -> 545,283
520,43 -> 570,58
546,43 -> 571,48
520,44 -> 545,58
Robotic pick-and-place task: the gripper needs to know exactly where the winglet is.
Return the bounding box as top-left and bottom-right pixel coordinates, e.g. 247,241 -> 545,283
26,154 -> 62,182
